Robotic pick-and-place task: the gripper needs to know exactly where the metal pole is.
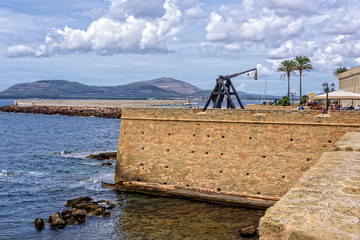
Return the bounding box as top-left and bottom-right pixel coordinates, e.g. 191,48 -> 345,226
326,92 -> 329,113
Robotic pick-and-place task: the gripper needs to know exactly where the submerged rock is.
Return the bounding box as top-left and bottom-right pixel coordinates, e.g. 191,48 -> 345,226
86,152 -> 117,160
101,162 -> 112,166
34,218 -> 45,231
238,225 -> 258,237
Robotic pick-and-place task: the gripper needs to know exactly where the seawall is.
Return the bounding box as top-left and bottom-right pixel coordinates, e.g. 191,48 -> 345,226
259,129 -> 360,239
0,99 -> 196,118
0,105 -> 122,118
115,108 -> 360,208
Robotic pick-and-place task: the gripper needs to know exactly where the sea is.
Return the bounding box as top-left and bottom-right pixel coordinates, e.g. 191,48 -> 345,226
0,99 -> 266,240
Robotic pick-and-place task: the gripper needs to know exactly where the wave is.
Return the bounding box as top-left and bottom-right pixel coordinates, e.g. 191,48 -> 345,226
53,150 -> 72,155
0,170 -> 8,177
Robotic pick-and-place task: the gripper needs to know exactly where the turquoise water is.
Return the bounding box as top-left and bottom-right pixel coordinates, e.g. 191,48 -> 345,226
0,100 -> 265,239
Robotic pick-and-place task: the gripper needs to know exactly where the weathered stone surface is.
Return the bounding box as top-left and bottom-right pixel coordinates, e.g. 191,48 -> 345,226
34,218 -> 45,230
259,131 -> 360,240
116,108 -> 360,207
49,212 -> 66,229
334,131 -> 360,151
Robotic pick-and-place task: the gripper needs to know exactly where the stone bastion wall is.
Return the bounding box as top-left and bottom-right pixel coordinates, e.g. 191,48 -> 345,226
115,108 -> 360,207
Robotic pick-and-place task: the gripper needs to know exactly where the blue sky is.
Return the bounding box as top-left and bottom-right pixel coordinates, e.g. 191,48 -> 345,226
1,0 -> 360,97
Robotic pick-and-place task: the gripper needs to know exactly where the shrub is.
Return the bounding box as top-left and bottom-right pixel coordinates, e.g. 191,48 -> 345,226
277,96 -> 290,106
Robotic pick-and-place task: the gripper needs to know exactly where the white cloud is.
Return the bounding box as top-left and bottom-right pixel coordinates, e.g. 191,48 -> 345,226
262,0 -> 317,14
267,40 -> 316,59
256,63 -> 273,77
184,5 -> 206,19
205,8 -> 303,46
6,0 -> 183,57
321,7 -> 360,35
7,45 -> 36,58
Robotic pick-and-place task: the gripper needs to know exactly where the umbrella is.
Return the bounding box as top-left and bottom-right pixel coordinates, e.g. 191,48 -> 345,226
313,90 -> 360,100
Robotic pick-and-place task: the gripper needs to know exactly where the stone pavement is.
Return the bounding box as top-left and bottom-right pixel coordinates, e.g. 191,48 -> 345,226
259,129 -> 360,240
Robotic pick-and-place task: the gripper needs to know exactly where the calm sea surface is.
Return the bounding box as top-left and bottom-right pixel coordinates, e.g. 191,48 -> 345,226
0,99 -> 265,240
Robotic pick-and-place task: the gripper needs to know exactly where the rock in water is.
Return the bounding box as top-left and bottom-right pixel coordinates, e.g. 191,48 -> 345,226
49,212 -> 66,229
102,211 -> 111,218
101,163 -> 112,166
34,218 -> 45,231
61,208 -> 87,225
86,152 -> 117,160
65,196 -> 93,207
238,225 -> 257,236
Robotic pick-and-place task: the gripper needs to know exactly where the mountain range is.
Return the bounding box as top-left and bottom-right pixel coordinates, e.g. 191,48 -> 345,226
0,77 -> 268,99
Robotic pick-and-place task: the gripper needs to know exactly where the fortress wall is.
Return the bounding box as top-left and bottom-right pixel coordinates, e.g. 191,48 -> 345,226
115,108 -> 360,206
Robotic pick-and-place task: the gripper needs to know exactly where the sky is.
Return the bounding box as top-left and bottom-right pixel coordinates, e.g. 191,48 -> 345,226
1,0 -> 360,97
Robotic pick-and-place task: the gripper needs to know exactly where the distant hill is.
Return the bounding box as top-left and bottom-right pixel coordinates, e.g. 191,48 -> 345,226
0,78 -> 201,99
0,77 -> 275,100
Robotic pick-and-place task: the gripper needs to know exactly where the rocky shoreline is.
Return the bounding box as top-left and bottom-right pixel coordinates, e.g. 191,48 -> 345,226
0,105 -> 122,118
35,196 -> 116,231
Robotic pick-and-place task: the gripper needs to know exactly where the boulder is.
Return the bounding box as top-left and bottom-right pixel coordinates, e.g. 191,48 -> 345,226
65,196 -> 93,207
61,208 -> 87,225
73,202 -> 105,216
49,212 -> 66,229
34,218 -> 45,231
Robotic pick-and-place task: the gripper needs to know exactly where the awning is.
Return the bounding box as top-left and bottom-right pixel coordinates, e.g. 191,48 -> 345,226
313,90 -> 360,100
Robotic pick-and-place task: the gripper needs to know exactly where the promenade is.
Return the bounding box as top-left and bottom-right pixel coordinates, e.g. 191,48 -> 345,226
259,129 -> 360,239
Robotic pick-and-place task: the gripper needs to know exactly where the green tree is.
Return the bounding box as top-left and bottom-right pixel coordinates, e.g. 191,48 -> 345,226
333,67 -> 348,77
277,96 -> 290,106
300,95 -> 309,104
278,59 -> 296,98
294,56 -> 313,101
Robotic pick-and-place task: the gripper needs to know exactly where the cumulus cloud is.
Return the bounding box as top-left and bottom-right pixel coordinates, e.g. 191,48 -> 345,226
205,7 -> 303,46
267,40 -> 316,59
7,0 -> 183,57
265,34 -> 360,73
321,8 -> 360,35
184,5 -> 206,19
7,45 -> 36,58
256,63 -> 273,77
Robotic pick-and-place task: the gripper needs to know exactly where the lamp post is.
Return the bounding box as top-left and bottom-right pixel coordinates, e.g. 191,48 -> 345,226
290,91 -> 296,106
322,82 -> 335,113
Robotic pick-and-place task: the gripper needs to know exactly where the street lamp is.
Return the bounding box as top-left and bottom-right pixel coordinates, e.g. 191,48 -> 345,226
322,82 -> 335,113
290,91 -> 296,106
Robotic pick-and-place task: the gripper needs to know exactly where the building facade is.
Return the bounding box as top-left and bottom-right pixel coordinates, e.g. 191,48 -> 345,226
338,65 -> 360,106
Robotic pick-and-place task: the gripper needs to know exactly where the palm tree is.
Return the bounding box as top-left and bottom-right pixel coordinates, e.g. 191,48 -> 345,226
278,59 -> 296,98
333,67 -> 348,77
294,56 -> 313,101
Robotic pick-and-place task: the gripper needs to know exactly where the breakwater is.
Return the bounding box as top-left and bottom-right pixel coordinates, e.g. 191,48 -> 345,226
0,99 -> 199,118
115,108 -> 360,208
0,105 -> 122,118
